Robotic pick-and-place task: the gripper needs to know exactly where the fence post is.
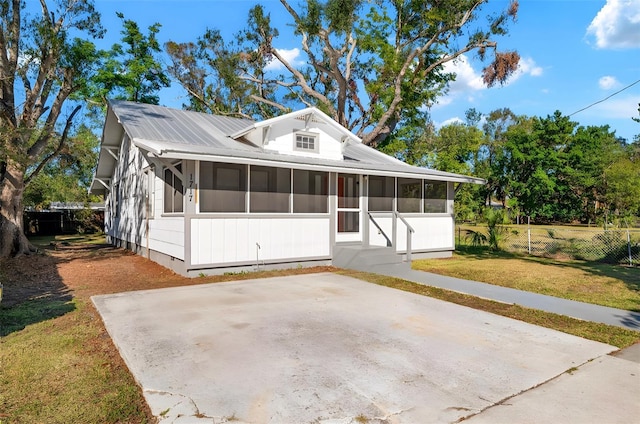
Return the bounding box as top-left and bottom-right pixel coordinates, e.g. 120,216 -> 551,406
628,230 -> 633,267
527,216 -> 531,255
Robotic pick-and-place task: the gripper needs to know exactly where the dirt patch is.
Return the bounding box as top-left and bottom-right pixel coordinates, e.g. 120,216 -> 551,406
0,244 -> 179,307
1,241 -> 335,306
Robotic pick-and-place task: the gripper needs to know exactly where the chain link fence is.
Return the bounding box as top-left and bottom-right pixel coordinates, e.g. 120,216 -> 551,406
456,225 -> 640,266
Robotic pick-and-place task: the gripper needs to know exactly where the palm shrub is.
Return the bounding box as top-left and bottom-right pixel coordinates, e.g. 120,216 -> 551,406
464,228 -> 488,247
463,208 -> 510,251
485,208 -> 510,251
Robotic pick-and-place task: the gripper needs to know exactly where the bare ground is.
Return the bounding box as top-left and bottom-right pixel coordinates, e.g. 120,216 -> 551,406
1,242 -> 335,306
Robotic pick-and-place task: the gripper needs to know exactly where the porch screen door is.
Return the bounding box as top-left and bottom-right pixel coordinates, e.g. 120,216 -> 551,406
336,173 -> 361,242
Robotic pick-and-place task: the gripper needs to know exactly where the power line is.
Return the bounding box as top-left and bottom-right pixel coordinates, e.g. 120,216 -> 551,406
568,78 -> 640,117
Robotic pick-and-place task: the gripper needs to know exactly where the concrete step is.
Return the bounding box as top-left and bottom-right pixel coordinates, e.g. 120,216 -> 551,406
333,245 -> 405,270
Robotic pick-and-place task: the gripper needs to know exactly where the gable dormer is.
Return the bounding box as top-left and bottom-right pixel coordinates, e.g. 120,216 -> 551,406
230,108 -> 359,161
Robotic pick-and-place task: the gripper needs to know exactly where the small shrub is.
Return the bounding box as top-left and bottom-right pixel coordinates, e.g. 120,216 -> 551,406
485,208 -> 510,251
465,229 -> 487,247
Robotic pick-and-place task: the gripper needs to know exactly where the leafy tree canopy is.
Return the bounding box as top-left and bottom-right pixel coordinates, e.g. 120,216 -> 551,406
166,0 -> 520,147
92,12 -> 170,106
1,0 -> 104,256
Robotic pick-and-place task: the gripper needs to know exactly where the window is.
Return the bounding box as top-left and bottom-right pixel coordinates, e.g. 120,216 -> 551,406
294,132 -> 318,153
250,166 -> 291,213
200,162 -> 247,212
424,180 -> 447,213
293,169 -> 328,213
397,178 -> 421,213
368,176 -> 394,211
163,164 -> 184,213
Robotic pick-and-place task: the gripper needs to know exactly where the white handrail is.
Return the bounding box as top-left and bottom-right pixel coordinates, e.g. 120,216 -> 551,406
367,211 -> 415,262
394,211 -> 415,263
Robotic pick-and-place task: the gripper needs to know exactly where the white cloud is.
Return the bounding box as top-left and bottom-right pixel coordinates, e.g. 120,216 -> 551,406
579,94 -> 640,119
599,95 -> 640,119
265,48 -> 302,71
598,75 -> 620,90
587,0 -> 640,49
519,57 -> 544,77
438,117 -> 465,127
433,54 -> 542,108
442,55 -> 485,94
507,57 -> 544,84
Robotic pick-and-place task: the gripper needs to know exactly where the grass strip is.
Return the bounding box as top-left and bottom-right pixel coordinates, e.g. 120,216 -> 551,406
337,269 -> 640,349
412,246 -> 640,312
0,301 -> 151,424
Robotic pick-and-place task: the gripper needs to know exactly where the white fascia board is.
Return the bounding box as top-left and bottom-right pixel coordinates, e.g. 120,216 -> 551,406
229,107 -> 362,144
152,149 -> 484,184
230,108 -> 315,139
131,138 -> 164,155
304,108 -> 363,143
131,136 -> 484,184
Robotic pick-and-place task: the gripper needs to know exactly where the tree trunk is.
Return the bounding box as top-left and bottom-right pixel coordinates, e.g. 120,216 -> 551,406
0,160 -> 35,257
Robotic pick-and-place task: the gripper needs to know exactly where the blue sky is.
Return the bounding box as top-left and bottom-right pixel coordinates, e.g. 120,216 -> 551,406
95,0 -> 640,142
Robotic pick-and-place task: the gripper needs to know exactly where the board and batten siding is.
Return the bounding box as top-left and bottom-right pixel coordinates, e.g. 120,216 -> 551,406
368,215 -> 455,252
105,134 -> 148,247
148,217 -> 185,260
190,216 -> 331,266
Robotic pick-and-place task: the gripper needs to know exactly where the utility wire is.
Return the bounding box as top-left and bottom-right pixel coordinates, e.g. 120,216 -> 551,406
568,78 -> 640,117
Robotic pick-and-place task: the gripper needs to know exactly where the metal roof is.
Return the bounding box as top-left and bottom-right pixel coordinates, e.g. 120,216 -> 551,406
91,101 -> 484,194
108,100 -> 256,150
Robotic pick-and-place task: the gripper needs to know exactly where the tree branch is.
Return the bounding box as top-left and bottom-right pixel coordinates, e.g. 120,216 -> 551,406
248,94 -> 288,113
269,47 -> 335,116
25,104 -> 81,185
26,69 -> 74,161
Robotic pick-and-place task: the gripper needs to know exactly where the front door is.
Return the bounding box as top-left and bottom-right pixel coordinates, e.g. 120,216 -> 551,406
336,173 -> 361,242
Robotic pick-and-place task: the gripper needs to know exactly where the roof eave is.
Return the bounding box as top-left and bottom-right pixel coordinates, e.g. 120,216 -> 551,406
229,107 -> 362,144
149,146 -> 485,184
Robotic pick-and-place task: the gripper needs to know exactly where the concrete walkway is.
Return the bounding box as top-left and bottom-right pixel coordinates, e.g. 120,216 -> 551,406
364,263 -> 640,331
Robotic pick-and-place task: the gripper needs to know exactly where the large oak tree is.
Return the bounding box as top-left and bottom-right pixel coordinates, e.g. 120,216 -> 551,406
0,0 -> 103,256
167,0 -> 520,147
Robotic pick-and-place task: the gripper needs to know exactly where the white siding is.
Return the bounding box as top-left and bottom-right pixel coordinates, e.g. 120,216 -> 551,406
149,217 -> 185,260
261,121 -> 344,161
368,214 -> 454,251
103,133 -> 185,260
105,135 -> 150,247
190,217 -> 330,265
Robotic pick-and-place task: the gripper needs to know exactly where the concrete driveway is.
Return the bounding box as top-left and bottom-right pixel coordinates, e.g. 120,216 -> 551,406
93,273 -> 622,423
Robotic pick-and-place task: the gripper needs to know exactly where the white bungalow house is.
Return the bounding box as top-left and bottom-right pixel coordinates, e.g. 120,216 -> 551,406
90,100 -> 483,276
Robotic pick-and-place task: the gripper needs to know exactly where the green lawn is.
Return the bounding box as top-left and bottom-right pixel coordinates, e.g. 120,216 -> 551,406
0,300 -> 150,423
412,246 -> 640,312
